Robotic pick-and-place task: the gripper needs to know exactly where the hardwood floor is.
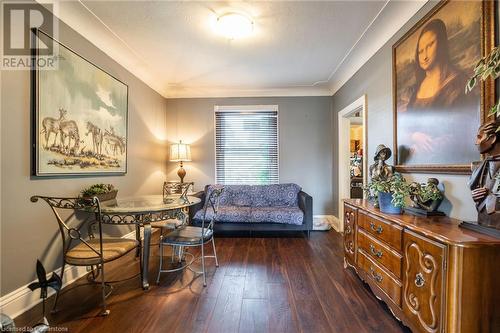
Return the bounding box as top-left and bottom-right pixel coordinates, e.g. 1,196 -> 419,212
16,231 -> 410,332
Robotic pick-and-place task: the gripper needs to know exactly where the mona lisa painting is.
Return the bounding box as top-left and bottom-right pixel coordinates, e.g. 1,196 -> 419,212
393,0 -> 495,174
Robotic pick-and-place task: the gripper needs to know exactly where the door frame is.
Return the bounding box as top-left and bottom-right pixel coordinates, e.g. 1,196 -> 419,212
337,95 -> 367,231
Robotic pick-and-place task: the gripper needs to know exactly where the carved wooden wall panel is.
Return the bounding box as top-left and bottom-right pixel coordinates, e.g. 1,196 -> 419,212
403,230 -> 446,333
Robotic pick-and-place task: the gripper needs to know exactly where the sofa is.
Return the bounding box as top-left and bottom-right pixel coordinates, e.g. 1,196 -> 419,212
189,183 -> 312,237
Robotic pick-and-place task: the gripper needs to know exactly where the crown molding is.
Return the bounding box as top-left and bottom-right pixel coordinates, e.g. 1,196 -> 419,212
165,85 -> 332,98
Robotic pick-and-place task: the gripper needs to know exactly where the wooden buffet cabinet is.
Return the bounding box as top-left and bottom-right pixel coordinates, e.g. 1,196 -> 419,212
343,200 -> 500,333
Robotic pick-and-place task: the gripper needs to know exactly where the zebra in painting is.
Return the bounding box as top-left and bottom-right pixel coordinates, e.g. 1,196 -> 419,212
86,121 -> 103,156
60,119 -> 81,155
41,108 -> 66,148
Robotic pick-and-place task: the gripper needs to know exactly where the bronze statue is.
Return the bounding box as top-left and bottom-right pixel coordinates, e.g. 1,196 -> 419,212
468,120 -> 500,232
407,178 -> 445,216
368,144 -> 395,207
369,145 -> 395,181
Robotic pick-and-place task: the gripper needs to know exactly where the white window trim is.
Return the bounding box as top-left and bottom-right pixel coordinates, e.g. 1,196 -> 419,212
214,105 -> 279,112
214,104 -> 280,184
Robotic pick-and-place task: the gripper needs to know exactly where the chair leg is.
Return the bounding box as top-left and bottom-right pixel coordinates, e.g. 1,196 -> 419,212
178,246 -> 184,263
135,224 -> 141,258
138,245 -> 143,288
171,245 -> 176,263
201,242 -> 206,287
99,264 -> 110,316
51,261 -> 66,313
157,238 -> 163,284
211,237 -> 219,267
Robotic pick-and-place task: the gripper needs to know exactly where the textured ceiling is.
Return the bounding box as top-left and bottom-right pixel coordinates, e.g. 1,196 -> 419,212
51,0 -> 427,98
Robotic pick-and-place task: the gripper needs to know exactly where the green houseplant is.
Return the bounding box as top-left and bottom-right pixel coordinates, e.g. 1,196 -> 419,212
466,46 -> 500,122
80,183 -> 117,201
365,173 -> 411,214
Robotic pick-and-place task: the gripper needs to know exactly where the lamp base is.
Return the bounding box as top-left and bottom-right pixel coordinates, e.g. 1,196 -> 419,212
177,161 -> 186,183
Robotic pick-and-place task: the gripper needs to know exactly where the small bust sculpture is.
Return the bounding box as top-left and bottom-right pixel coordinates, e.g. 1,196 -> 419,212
368,144 -> 395,207
409,178 -> 444,212
468,120 -> 500,230
369,144 -> 395,181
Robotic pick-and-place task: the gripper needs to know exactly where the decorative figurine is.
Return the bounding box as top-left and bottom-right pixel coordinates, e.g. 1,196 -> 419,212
368,144 -> 395,207
407,178 -> 445,216
28,260 -> 62,332
462,120 -> 500,237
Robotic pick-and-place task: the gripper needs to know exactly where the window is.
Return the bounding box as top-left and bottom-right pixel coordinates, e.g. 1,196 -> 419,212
215,105 -> 279,185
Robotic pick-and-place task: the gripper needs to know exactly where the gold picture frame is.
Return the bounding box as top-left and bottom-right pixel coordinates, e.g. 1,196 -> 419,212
393,0 -> 496,174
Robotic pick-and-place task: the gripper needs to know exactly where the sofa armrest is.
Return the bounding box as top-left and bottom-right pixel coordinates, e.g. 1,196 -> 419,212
189,190 -> 206,222
298,191 -> 313,230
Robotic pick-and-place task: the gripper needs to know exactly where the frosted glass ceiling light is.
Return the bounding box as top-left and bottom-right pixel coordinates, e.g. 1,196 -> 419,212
215,12 -> 254,39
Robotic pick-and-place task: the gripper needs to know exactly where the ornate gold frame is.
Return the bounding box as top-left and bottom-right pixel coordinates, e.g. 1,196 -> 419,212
392,0 -> 496,174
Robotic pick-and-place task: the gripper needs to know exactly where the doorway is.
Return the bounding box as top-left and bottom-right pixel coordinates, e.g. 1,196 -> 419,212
338,95 -> 367,231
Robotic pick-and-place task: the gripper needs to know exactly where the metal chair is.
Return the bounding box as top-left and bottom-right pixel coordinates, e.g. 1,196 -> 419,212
150,181 -> 194,232
156,186 -> 223,286
30,195 -> 139,316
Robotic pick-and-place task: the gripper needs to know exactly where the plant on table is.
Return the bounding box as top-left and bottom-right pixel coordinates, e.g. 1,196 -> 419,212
365,173 -> 411,208
80,183 -> 115,197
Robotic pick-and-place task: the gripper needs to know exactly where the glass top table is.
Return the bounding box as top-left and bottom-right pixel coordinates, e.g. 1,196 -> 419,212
98,194 -> 201,290
100,195 -> 201,214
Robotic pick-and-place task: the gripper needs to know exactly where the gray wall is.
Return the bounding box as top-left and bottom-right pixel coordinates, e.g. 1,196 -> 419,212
332,1 -> 499,220
1,18 -> 168,295
166,97 -> 333,215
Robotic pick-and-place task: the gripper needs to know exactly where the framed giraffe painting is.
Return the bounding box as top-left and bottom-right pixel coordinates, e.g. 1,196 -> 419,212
31,29 -> 128,177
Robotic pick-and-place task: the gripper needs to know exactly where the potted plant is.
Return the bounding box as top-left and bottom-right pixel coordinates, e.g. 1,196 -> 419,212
366,173 -> 411,214
466,46 -> 500,122
80,183 -> 117,202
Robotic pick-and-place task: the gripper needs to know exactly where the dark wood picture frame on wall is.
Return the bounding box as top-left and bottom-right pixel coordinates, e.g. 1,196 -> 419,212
392,0 -> 496,174
31,29 -> 129,177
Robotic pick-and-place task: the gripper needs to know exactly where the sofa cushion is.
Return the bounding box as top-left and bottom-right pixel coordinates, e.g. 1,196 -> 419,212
194,206 -> 252,223
251,183 -> 301,207
250,207 -> 304,225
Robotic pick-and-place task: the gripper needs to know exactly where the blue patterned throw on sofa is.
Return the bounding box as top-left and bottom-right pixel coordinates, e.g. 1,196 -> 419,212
197,183 -> 304,225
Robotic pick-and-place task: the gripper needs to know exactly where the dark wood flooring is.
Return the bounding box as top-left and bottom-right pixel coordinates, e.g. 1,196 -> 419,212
16,230 -> 410,332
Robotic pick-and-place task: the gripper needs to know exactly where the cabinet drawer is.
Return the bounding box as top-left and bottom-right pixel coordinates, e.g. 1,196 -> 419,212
358,211 -> 402,251
358,249 -> 402,306
358,228 -> 402,279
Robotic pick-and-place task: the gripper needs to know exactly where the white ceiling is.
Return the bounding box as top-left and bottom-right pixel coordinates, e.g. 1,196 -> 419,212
50,0 -> 427,98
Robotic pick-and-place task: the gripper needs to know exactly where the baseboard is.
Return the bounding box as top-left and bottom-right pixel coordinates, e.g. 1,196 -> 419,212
0,230 -> 140,320
330,216 -> 341,232
313,215 -> 340,231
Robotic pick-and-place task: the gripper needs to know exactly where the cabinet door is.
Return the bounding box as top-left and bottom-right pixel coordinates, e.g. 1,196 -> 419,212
343,205 -> 357,265
403,231 -> 446,333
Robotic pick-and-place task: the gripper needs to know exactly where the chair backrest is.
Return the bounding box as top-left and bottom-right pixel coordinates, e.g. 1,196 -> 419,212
30,196 -> 104,260
201,187 -> 224,231
163,181 -> 193,199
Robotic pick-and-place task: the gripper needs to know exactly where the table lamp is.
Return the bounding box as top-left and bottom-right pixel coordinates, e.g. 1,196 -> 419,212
170,141 -> 191,183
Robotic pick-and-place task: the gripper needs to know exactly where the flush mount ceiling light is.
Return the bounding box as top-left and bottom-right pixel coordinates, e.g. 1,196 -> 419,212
215,12 -> 254,39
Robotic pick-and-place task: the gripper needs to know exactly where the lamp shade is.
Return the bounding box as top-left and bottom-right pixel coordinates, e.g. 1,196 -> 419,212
170,142 -> 191,162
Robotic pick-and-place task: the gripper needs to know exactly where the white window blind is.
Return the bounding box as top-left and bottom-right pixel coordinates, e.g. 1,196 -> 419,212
215,105 -> 279,185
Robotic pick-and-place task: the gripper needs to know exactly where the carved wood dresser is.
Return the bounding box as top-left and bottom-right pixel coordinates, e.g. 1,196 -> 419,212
343,199 -> 500,333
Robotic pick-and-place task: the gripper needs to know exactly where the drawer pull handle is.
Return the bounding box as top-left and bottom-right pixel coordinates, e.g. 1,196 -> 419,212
369,266 -> 383,283
369,222 -> 383,234
415,273 -> 425,288
345,225 -> 352,235
369,244 -> 383,258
